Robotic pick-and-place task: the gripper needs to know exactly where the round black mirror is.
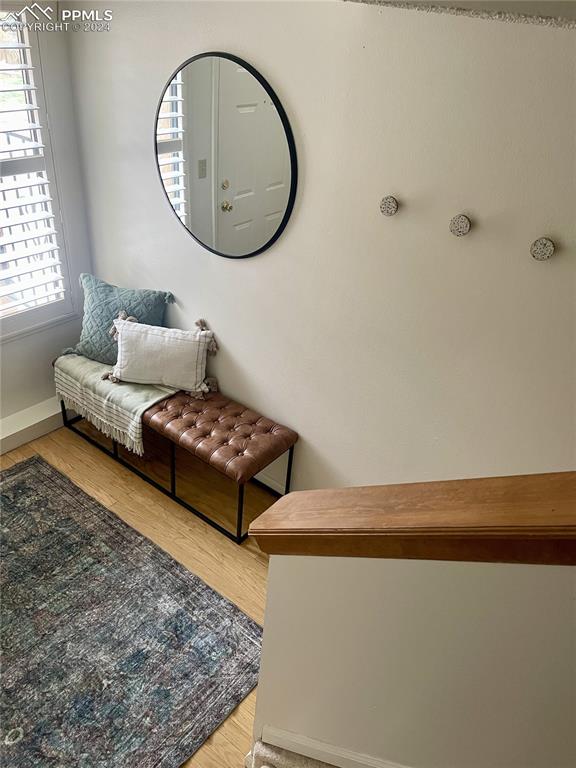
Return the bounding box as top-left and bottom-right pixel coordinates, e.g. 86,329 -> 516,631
155,52 -> 297,259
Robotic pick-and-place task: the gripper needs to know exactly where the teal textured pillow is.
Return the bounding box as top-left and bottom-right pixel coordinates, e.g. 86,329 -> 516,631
69,274 -> 174,365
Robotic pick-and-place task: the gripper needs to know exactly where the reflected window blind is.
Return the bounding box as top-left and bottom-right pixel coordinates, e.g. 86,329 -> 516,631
156,71 -> 186,224
0,13 -> 65,319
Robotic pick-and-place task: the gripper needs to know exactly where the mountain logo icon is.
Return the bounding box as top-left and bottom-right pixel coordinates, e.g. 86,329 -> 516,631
4,4 -> 53,22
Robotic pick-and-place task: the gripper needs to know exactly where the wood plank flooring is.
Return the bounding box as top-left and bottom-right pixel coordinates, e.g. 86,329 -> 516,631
1,426 -> 271,768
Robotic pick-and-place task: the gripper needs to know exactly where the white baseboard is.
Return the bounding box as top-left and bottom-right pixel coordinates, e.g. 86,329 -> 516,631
0,396 -> 62,454
261,726 -> 413,768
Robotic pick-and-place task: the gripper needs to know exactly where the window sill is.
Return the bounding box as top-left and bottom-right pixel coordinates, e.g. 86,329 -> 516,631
0,309 -> 81,345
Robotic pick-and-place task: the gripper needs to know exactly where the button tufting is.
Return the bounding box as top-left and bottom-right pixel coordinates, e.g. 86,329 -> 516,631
143,391 -> 297,484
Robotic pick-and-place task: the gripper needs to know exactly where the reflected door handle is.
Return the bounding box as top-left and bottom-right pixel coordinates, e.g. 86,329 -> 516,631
221,201 -> 233,213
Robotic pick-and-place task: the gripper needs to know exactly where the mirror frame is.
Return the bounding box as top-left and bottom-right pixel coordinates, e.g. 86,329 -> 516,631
154,52 -> 298,259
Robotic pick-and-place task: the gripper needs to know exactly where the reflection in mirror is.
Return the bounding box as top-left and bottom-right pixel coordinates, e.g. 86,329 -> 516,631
155,54 -> 296,258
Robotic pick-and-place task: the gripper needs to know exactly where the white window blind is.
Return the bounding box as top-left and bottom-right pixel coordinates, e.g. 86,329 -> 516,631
0,11 -> 69,326
156,71 -> 186,225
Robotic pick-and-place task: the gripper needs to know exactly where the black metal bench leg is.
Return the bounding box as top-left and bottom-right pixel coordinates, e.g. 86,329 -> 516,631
170,441 -> 176,496
284,445 -> 295,495
60,399 -> 68,427
236,484 -> 245,543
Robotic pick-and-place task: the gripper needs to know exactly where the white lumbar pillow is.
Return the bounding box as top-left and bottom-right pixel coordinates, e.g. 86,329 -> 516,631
112,318 -> 216,394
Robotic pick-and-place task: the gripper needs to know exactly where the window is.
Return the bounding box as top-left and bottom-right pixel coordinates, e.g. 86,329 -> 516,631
0,10 -> 72,334
155,70 -> 186,225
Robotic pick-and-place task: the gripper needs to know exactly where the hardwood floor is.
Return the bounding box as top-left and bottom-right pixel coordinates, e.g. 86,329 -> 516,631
1,426 -> 271,768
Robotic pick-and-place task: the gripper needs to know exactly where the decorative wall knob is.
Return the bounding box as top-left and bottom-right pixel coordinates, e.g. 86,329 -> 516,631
449,214 -> 471,236
380,196 -> 399,216
530,237 -> 555,261
220,200 -> 233,213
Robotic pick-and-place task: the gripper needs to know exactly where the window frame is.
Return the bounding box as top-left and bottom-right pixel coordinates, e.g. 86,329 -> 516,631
0,7 -> 78,341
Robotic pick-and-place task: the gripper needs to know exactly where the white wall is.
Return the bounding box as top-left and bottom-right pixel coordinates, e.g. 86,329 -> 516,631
66,0 -> 575,490
255,557 -> 576,768
1,29 -> 91,420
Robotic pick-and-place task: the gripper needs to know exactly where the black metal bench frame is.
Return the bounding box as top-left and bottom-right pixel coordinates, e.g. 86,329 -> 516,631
60,400 -> 294,544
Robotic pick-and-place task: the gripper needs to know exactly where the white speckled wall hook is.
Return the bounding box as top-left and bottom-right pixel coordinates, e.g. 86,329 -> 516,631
449,214 -> 472,237
530,237 -> 555,261
380,195 -> 399,216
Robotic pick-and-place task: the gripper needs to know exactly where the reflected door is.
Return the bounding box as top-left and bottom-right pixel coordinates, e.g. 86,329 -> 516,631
215,59 -> 290,255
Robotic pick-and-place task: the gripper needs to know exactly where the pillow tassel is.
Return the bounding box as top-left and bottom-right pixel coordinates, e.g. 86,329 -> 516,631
195,318 -> 219,354
109,310 -> 138,341
101,371 -> 121,383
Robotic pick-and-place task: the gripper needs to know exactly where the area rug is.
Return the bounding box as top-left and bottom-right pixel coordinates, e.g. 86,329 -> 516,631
0,456 -> 262,768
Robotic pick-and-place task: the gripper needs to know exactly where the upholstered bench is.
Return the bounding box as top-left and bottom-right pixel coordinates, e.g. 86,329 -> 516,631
143,392 -> 297,485
61,385 -> 298,544
142,392 -> 298,541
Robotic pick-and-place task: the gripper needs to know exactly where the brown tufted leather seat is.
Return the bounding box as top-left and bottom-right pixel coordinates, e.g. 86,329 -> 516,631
143,392 -> 298,485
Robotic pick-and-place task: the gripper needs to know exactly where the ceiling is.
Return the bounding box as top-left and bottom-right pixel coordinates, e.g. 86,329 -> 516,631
349,1 -> 576,24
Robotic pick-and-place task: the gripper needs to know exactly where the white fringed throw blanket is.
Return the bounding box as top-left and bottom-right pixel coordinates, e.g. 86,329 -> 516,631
54,354 -> 175,455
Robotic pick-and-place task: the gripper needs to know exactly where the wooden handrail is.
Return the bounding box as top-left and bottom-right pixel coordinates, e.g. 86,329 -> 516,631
249,471 -> 576,565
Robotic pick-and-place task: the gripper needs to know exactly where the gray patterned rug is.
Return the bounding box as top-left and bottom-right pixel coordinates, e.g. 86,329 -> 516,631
0,456 -> 262,767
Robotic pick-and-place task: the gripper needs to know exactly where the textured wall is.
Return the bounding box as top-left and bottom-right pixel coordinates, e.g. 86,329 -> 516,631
67,1 -> 576,490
